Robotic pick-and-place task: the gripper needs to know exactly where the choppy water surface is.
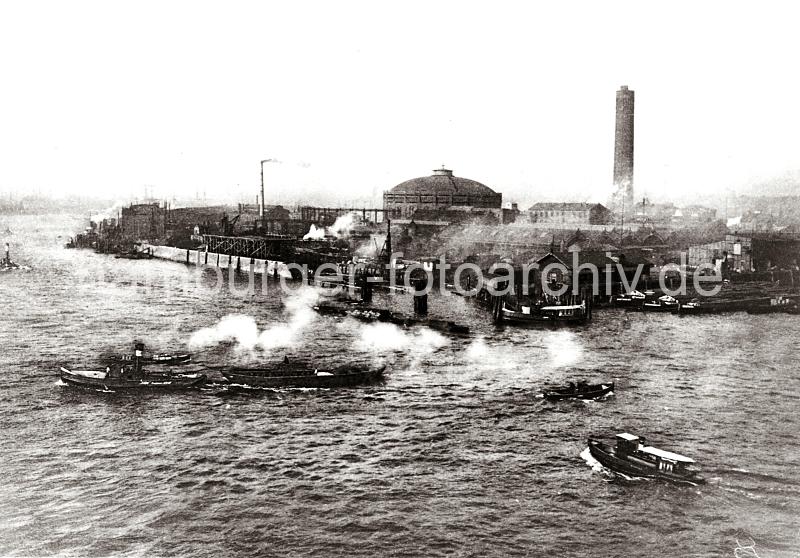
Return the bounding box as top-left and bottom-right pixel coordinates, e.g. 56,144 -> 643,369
1,215 -> 798,557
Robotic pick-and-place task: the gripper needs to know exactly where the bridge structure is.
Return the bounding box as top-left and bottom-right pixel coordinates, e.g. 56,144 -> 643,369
202,234 -> 300,260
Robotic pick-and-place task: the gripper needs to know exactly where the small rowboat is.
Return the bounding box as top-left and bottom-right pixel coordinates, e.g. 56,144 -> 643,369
60,367 -> 207,391
116,353 -> 191,365
542,381 -> 614,401
149,353 -> 191,364
222,364 -> 385,389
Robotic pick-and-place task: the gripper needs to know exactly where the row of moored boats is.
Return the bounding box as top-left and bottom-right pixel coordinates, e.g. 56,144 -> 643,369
615,289 -> 799,315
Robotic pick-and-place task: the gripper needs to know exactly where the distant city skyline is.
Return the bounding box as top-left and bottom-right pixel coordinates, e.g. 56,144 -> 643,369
2,2 -> 799,209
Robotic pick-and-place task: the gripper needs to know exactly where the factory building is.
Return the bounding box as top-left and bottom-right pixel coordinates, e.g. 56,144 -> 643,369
527,202 -> 612,226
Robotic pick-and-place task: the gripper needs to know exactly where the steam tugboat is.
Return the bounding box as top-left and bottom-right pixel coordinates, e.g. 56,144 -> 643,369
60,343 -> 206,391
588,433 -> 705,485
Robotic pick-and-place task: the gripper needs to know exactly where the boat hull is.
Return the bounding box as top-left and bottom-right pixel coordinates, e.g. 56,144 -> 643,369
543,383 -> 614,401
642,302 -> 680,313
588,439 -> 704,485
60,368 -> 206,391
613,297 -> 644,308
746,305 -> 798,315
501,309 -> 588,326
222,366 -> 385,388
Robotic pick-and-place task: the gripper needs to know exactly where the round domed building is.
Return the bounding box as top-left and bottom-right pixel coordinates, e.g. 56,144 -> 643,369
383,168 -> 502,219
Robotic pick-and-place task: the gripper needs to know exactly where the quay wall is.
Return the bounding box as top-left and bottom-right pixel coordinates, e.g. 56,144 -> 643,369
142,244 -> 294,278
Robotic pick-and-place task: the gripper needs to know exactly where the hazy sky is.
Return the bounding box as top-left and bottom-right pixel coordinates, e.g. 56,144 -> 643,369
1,1 -> 799,207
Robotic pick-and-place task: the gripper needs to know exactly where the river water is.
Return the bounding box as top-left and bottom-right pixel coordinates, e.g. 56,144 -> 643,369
0,214 -> 798,557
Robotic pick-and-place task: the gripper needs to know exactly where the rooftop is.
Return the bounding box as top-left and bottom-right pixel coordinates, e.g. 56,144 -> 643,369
528,202 -> 607,211
641,446 -> 695,463
388,169 -> 499,197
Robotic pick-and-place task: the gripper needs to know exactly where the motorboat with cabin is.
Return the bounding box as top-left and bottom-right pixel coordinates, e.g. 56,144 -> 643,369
588,433 -> 705,485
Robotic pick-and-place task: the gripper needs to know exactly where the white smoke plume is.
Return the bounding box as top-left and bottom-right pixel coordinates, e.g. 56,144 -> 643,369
465,337 -> 489,360
544,330 -> 584,368
91,200 -> 128,224
463,336 -> 526,371
302,212 -> 358,241
302,224 -> 326,241
189,314 -> 261,350
189,288 -> 319,353
328,212 -> 357,238
355,233 -> 386,258
354,322 -> 448,354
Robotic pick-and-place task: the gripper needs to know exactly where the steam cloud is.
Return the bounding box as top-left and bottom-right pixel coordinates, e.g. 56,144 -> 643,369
302,224 -> 326,241
328,213 -> 356,238
545,330 -> 583,368
302,212 -> 359,241
91,200 -> 128,224
189,288 -> 319,353
354,322 -> 448,354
